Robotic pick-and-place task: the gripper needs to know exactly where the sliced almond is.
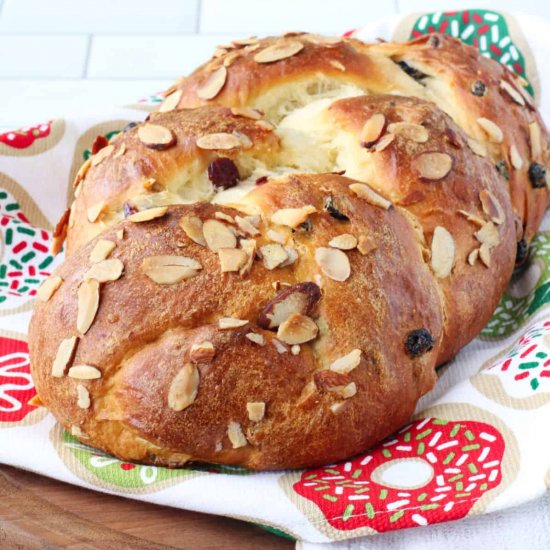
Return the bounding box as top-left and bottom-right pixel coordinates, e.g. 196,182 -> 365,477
330,349 -> 362,374
89,239 -> 116,263
179,215 -> 206,246
329,59 -> 345,71
373,133 -> 395,152
28,395 -> 44,407
127,206 -> 168,222
273,338 -> 288,354
255,119 -> 275,131
84,259 -> 124,283
239,238 -> 257,277
246,332 -> 265,346
190,341 -> 216,362
431,226 -> 455,279
349,183 -> 392,209
233,36 -> 258,46
277,313 -> 318,345
235,215 -> 260,236
479,189 -> 505,225
76,384 -> 91,409
413,152 -> 453,180
468,138 -> 487,157
116,228 -> 124,240
266,229 -> 287,244
87,201 -> 105,223
315,247 -> 350,282
360,113 -> 386,148
159,89 -> 183,112
477,118 -> 503,143
357,234 -> 377,255
37,275 -> 62,302
247,402 -> 265,422
457,209 -> 485,227
387,122 -> 429,143
197,66 -> 227,100
329,234 -> 357,250
51,336 -> 78,377
196,132 -> 242,150
137,123 -> 176,150
270,205 -> 316,228
203,219 -> 237,251
223,50 -> 241,66
260,243 -> 288,270
168,363 -> 199,411
291,344 -> 301,355
77,279 -> 100,334
475,221 -> 500,247
215,212 -> 236,224
330,401 -> 350,414
479,242 -> 492,267
219,317 -> 248,329
254,40 -> 304,63
71,425 -> 89,438
90,145 -> 114,167
468,248 -> 479,266
142,255 -> 201,284
230,107 -> 262,120
113,143 -> 126,159
499,79 -> 525,106
219,248 -> 248,272
227,421 -> 248,448
529,121 -> 541,159
68,365 -> 101,380
510,144 -> 523,170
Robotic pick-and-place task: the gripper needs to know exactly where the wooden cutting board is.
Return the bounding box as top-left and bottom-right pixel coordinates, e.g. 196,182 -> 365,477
0,465 -> 294,549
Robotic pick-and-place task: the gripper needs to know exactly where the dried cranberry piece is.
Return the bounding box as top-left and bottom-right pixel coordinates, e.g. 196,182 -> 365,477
91,135 -> 108,155
255,175 -> 268,185
405,328 -> 435,358
528,162 -> 547,188
207,157 -> 240,189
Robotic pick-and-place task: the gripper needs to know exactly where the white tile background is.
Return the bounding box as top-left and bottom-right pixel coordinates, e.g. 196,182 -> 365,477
0,0 -> 549,130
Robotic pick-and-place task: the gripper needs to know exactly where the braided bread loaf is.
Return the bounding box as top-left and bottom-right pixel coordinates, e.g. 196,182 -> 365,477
30,33 -> 548,469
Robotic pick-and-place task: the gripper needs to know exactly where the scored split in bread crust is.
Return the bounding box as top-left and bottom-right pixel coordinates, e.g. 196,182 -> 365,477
31,32 -> 548,470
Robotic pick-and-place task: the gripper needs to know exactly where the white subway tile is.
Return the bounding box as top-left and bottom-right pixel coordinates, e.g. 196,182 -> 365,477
200,0 -> 397,34
0,0 -> 199,33
87,34 -> 248,79
0,35 -> 88,77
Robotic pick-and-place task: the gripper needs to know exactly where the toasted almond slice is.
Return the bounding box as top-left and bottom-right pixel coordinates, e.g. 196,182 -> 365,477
457,209 -> 486,227
500,79 -> 525,106
84,259 -> 124,282
37,275 -> 62,302
113,143 -> 126,159
89,239 -> 116,263
270,205 -> 316,228
266,229 -> 287,244
215,212 -> 236,224
247,402 -> 266,422
196,132 -> 242,150
233,36 -> 259,46
529,121 -> 541,159
510,144 -> 524,170
329,59 -> 345,71
116,228 -> 124,240
329,233 -> 357,250
179,215 -> 206,246
413,152 -> 453,180
230,106 -> 262,120
219,317 -> 248,329
227,421 -> 248,448
291,344 -> 301,355
477,117 -> 503,143
315,247 -> 351,282
349,183 -> 392,209
357,234 -> 377,256
254,40 -> 304,63
142,255 -> 201,284
168,363 -> 200,411
260,243 -> 288,270
68,365 -> 102,380
76,384 -> 91,409
74,158 -> 91,187
77,279 -> 99,334
337,382 -> 357,399
127,206 -> 168,222
475,221 -> 500,247
190,341 -> 216,362
479,242 -> 492,267
329,349 -> 362,374
468,248 -> 479,266
235,215 -> 260,236
71,425 -> 89,438
468,138 -> 487,157
255,119 -> 275,131
28,395 -> 44,407
87,201 -> 105,223
373,133 -> 395,152
387,122 -> 429,143
203,219 -> 237,251
431,226 -> 455,278
277,313 -> 318,345
479,189 -> 505,225
197,66 -> 227,100
360,113 -> 386,148
330,401 -> 350,414
223,50 -> 241,66
246,332 -> 265,346
219,248 -> 248,272
159,89 -> 183,112
138,123 -> 176,150
51,336 -> 78,377
90,145 -> 114,167
239,238 -> 257,277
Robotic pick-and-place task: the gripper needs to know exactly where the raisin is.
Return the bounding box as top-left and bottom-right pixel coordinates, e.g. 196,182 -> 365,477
91,135 -> 108,155
528,162 -> 547,188
495,160 -> 510,181
123,122 -> 138,132
471,80 -> 486,96
123,202 -> 137,218
405,328 -> 435,358
396,60 -> 428,83
428,34 -> 440,48
323,195 -> 349,221
207,157 -> 240,189
515,238 -> 529,266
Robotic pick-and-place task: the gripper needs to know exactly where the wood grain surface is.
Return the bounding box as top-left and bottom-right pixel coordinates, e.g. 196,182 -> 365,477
0,465 -> 294,549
